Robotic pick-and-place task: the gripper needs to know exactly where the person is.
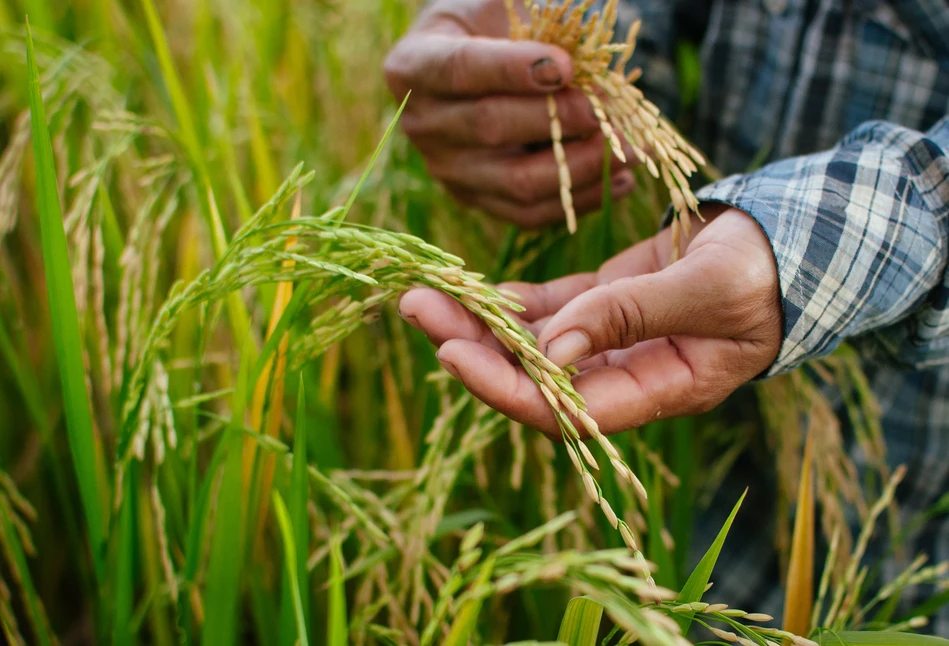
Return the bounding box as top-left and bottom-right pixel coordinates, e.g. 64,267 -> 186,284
383,0 -> 949,628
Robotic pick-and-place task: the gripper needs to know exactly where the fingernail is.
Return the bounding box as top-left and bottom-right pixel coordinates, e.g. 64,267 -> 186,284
530,57 -> 563,88
436,351 -> 461,379
544,330 -> 592,367
398,308 -> 421,329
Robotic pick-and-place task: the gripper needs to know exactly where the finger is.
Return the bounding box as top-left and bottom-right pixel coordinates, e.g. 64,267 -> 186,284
537,246 -> 770,366
384,33 -> 573,98
572,336 -> 743,434
401,89 -> 600,148
500,274 -> 599,322
435,135 -> 631,206
398,288 -> 516,360
436,336 -> 748,437
503,231 -> 680,322
454,170 -> 635,228
597,233 -> 671,281
435,339 -> 560,432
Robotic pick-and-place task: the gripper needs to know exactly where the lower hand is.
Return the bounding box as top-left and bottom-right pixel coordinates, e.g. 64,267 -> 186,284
398,205 -> 783,437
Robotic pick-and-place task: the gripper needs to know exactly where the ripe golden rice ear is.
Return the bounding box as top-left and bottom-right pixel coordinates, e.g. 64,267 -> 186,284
547,94 -> 577,233
511,2 -> 706,249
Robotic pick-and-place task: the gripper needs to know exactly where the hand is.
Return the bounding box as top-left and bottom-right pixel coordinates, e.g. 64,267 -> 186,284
398,206 -> 783,437
383,0 -> 636,228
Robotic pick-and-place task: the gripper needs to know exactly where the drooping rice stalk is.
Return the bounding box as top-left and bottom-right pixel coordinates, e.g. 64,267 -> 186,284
506,0 -> 706,258
114,158 -> 646,566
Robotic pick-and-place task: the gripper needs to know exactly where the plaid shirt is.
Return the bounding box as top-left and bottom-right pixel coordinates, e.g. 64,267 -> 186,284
598,0 -> 949,633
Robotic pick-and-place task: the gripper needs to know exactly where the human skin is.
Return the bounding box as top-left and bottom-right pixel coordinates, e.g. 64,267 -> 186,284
383,0 -> 637,228
399,205 -> 783,438
386,1 -> 783,435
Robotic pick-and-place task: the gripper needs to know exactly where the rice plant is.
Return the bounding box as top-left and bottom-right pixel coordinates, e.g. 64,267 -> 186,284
0,1 -> 946,645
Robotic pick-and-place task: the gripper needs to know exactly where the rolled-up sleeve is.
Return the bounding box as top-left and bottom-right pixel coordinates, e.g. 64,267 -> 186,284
695,118 -> 949,375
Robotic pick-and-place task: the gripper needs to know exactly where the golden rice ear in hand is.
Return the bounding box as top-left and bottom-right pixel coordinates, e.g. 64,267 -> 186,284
506,0 -> 706,255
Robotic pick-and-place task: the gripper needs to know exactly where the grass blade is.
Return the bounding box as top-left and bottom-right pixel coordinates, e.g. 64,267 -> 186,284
273,492 -> 309,646
0,496 -> 53,646
279,377 -> 311,646
817,632 -> 949,646
328,535 -> 348,646
784,431 -> 815,636
443,559 -> 495,646
201,346 -> 252,646
671,417 -> 695,584
334,93 -> 411,223
557,597 -> 605,646
245,193 -> 301,544
112,464 -> 136,646
25,19 -> 108,585
674,489 -> 747,633
646,467 -> 676,588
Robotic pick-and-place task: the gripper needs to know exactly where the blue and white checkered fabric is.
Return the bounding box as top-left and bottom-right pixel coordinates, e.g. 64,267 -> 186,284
591,0 -> 949,633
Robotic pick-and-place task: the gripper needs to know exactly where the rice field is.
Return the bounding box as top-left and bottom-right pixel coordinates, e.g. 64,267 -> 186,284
0,1 -> 946,645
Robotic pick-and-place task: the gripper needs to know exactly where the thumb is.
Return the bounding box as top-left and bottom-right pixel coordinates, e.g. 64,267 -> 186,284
537,251 -> 758,366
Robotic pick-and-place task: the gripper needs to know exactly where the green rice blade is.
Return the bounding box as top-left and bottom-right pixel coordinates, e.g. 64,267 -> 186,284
25,18 -> 108,586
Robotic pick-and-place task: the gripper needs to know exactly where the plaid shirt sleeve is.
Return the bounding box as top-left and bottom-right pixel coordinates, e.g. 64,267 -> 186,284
696,117 -> 949,376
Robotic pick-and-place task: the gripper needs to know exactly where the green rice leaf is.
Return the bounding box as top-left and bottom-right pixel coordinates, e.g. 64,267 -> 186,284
251,281 -> 312,388
0,318 -> 50,439
112,465 -> 136,646
0,497 -> 53,646
328,535 -> 348,646
902,588 -> 949,625
443,559 -> 495,646
273,492 -> 309,646
671,417 -> 695,584
557,597 -> 605,646
647,468 -> 676,588
279,378 -> 311,646
25,19 -> 108,585
674,489 -> 747,633
818,632 -> 949,646
333,93 -> 411,223
201,346 -> 252,646
138,0 -> 204,182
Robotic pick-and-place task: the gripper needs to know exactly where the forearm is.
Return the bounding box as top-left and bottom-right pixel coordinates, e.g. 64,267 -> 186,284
695,118 -> 949,375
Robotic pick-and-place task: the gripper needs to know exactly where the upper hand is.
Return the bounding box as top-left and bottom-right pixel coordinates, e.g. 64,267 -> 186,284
383,0 -> 636,228
398,206 -> 783,437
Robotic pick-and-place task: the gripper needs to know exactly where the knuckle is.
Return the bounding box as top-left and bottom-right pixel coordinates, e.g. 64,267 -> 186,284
448,187 -> 475,206
516,202 -> 556,228
559,91 -> 599,135
607,280 -> 645,347
470,97 -> 505,147
428,162 -> 453,184
383,45 -> 410,96
444,42 -> 471,95
399,110 -> 426,139
505,162 -> 540,204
